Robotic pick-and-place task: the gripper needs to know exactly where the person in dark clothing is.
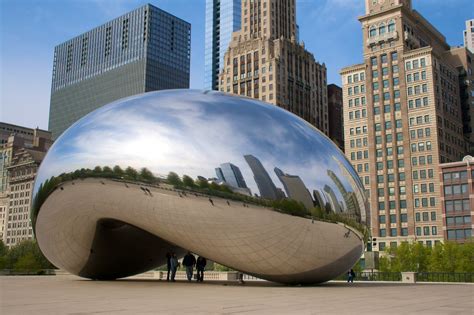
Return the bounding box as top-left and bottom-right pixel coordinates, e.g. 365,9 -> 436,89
182,252 -> 196,281
170,253 -> 179,282
196,256 -> 207,282
166,252 -> 171,281
347,269 -> 355,283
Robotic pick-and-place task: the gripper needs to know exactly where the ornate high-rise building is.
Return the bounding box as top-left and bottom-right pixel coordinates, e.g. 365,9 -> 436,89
218,0 -> 328,134
341,0 -> 466,250
0,125 -> 52,247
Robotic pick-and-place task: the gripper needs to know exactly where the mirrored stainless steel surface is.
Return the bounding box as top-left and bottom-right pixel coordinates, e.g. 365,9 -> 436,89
33,90 -> 368,284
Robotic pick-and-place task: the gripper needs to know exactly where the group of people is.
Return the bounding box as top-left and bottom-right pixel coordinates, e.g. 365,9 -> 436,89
166,251 -> 207,282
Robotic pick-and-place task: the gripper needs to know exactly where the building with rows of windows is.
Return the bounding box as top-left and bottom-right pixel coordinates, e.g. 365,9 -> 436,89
341,0 -> 467,250
49,4 -> 191,139
0,124 -> 52,247
204,0 -> 241,90
218,0 -> 329,134
439,156 -> 473,243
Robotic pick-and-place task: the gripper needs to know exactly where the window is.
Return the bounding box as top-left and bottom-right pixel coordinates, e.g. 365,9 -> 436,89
382,67 -> 389,76
373,70 -> 379,78
393,77 -> 399,86
401,214 -> 407,222
423,226 -> 430,236
379,215 -> 386,223
379,24 -> 386,34
390,228 -> 397,237
370,27 -> 377,37
388,21 -> 395,32
381,54 -> 388,64
380,229 -> 386,237
371,57 -> 377,66
373,82 -> 379,90
420,58 -> 426,67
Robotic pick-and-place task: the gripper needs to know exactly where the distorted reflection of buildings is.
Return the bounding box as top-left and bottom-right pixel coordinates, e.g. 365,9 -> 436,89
274,167 -> 314,210
327,170 -> 360,221
244,154 -> 283,200
215,162 -> 251,196
333,157 -> 368,223
215,163 -> 248,189
312,190 -> 326,209
323,185 -> 342,213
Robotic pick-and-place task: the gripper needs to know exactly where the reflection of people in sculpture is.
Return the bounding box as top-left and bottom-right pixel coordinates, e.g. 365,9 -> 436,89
196,256 -> 207,282
182,252 -> 196,281
170,253 -> 179,282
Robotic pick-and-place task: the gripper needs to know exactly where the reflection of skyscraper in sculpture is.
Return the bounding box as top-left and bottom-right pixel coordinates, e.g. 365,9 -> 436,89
313,190 -> 326,210
244,155 -> 282,200
323,185 -> 342,213
215,162 -> 251,196
215,163 -> 248,188
274,167 -> 314,210
333,157 -> 368,224
327,170 -> 360,221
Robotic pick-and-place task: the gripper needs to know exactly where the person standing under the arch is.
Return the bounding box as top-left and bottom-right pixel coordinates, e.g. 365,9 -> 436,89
182,252 -> 196,281
196,256 -> 207,282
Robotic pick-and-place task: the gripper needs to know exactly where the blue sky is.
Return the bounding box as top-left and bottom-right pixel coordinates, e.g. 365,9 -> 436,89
1,0 -> 472,130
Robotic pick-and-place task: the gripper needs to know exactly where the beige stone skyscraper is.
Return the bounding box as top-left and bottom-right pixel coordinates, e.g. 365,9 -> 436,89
218,0 -> 328,134
341,0 -> 466,250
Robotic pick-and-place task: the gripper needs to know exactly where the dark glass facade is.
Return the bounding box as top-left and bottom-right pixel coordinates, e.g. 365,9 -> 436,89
204,0 -> 241,90
49,4 -> 191,139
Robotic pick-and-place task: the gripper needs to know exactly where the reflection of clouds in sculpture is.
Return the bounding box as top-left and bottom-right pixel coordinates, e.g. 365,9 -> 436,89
35,90 -> 367,223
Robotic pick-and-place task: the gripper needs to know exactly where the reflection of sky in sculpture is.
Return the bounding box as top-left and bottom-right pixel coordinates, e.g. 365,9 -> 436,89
35,90 -> 366,222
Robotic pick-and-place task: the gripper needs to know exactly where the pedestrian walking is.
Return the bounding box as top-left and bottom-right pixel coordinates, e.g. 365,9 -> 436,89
196,256 -> 207,282
170,253 -> 179,282
182,252 -> 196,281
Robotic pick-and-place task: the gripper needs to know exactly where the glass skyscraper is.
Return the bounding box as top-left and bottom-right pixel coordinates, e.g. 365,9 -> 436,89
49,4 -> 191,139
204,0 -> 241,90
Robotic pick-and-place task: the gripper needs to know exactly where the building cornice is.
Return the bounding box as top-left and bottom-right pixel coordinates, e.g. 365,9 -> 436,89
340,63 -> 365,75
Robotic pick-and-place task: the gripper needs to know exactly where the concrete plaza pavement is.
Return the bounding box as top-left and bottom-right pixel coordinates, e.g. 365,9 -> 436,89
1,275 -> 473,314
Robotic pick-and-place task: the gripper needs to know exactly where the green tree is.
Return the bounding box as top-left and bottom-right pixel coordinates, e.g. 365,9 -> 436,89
197,178 -> 209,189
5,240 -> 54,270
102,166 -> 113,174
93,166 -> 102,174
139,167 -> 156,183
113,165 -> 124,176
182,175 -> 195,188
14,253 -> 41,271
124,167 -> 138,180
167,172 -> 183,187
0,240 -> 7,269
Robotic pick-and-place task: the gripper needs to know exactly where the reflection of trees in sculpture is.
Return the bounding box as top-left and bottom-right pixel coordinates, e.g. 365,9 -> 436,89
32,165 -> 159,228
32,166 -> 368,242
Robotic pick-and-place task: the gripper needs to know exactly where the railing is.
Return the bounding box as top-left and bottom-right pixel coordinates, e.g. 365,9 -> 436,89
416,272 -> 474,283
336,271 -> 401,281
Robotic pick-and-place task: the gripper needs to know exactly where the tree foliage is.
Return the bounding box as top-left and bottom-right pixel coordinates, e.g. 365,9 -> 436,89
379,241 -> 474,273
0,239 -> 54,271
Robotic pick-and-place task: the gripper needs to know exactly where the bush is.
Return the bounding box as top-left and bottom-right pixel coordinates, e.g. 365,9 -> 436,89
0,239 -> 54,271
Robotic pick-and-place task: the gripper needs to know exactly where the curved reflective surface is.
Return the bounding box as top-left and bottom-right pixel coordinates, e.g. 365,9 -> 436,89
33,89 -> 368,284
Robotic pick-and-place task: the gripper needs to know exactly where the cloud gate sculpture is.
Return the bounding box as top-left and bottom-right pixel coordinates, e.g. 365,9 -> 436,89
32,90 -> 368,284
